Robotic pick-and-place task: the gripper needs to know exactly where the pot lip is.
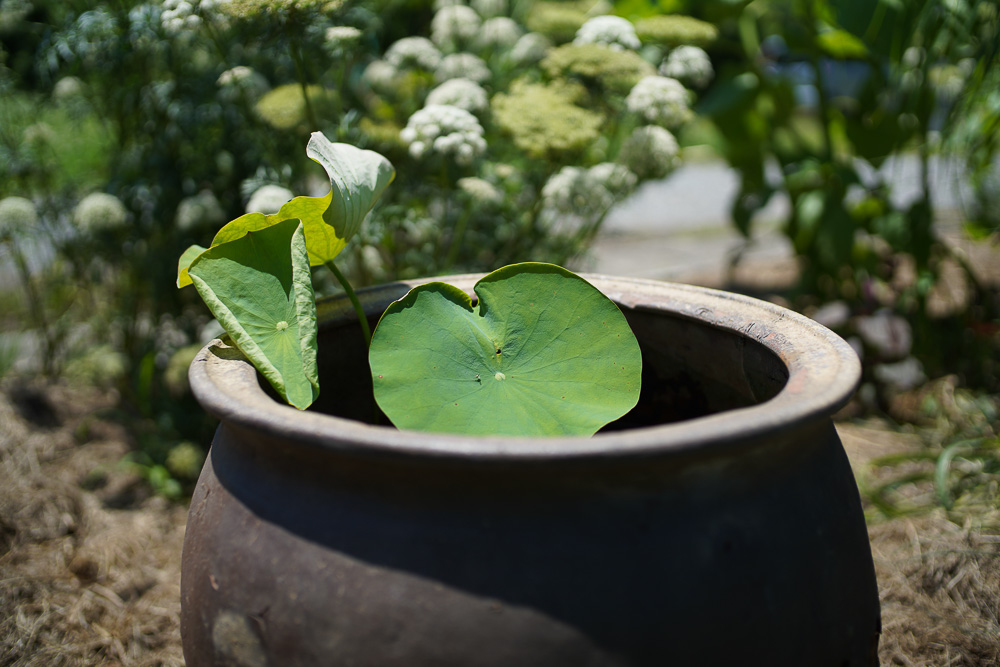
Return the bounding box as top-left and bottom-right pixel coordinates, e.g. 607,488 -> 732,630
189,273 -> 861,462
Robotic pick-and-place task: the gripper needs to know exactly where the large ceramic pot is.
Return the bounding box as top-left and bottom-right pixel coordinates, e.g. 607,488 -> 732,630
181,275 -> 880,667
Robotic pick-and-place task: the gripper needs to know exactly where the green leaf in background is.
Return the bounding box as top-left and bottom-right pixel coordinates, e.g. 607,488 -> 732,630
188,219 -> 319,410
369,263 -> 642,436
815,29 -> 868,60
177,133 -> 395,277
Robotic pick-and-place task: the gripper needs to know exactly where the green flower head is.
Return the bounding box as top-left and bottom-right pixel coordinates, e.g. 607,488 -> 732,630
255,83 -> 334,130
525,2 -> 588,43
541,43 -> 655,95
220,0 -> 344,19
634,15 -> 718,49
492,80 -> 602,158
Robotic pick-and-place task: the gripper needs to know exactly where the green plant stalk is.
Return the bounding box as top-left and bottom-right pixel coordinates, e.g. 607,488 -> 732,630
809,65 -> 835,163
201,14 -> 286,165
324,259 -> 380,425
8,240 -> 56,376
437,161 -> 455,266
935,438 -> 988,510
325,260 -> 371,347
288,21 -> 320,132
445,208 -> 472,269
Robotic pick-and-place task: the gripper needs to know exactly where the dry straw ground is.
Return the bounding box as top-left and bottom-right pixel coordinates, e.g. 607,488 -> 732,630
0,383 -> 998,666
0,385 -> 185,666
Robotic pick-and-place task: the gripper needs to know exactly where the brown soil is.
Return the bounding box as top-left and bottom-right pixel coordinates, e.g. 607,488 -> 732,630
1,384 -> 998,666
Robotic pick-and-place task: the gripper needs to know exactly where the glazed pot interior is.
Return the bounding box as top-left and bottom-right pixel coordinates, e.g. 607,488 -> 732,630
303,296 -> 789,433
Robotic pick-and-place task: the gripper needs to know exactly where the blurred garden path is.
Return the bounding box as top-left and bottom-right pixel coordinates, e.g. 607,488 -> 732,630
585,153 -> 971,285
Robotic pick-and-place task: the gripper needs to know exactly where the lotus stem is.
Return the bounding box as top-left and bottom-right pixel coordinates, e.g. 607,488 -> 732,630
326,260 -> 371,347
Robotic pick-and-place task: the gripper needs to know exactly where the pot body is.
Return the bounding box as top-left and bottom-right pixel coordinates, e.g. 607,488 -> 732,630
181,276 -> 880,667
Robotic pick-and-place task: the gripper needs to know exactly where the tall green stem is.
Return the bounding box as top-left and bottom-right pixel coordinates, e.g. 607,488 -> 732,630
326,260 -> 371,347
288,21 -> 320,131
10,241 -> 55,376
445,209 -> 471,269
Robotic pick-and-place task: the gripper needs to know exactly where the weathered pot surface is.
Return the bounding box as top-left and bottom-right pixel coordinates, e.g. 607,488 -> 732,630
182,274 -> 880,667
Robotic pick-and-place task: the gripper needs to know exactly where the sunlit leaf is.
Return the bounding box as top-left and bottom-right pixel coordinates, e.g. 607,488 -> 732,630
177,244 -> 207,288
188,219 -> 319,409
369,263 -> 642,436
816,29 -> 868,60
306,131 -> 396,247
182,134 -> 395,270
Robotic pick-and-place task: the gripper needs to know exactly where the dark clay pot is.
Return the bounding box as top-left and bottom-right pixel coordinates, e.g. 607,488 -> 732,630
181,275 -> 880,667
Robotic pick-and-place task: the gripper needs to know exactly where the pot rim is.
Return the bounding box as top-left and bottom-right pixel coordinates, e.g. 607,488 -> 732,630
189,274 -> 860,462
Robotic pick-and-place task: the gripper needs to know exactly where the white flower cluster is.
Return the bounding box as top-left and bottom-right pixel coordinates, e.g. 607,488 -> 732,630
399,210 -> 437,245
588,162 -> 638,198
457,177 -> 503,205
509,32 -> 551,65
660,46 -> 713,88
573,16 -> 640,51
618,126 -> 680,179
53,76 -> 85,101
426,78 -> 489,114
246,184 -> 294,215
216,65 -> 270,102
0,0 -> 32,32
476,17 -> 523,50
73,192 -> 129,234
0,196 -> 38,240
401,105 -> 487,165
471,0 -> 508,19
362,60 -> 399,93
325,25 -> 362,46
359,245 -> 387,279
541,163 -> 637,219
540,167 -> 584,212
901,46 -> 924,70
385,36 -> 442,71
625,75 -> 692,128
161,0 -> 203,33
435,52 -> 491,84
161,0 -> 227,33
175,190 -> 226,232
432,5 -> 482,52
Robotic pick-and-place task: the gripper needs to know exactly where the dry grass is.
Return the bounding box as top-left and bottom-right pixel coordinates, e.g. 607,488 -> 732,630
871,514 -> 1000,666
0,383 -> 186,667
843,412 -> 1000,665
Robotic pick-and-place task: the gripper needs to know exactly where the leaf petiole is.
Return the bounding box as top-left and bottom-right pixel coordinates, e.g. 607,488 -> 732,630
326,260 -> 371,347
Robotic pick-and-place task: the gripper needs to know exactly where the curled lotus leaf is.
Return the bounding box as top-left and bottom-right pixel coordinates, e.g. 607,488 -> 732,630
177,133 -> 394,286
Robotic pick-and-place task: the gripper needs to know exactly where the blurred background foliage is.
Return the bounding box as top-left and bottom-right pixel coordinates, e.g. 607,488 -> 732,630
0,0 -> 998,504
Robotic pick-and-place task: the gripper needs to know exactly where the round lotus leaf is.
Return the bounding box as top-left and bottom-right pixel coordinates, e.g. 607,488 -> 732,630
369,263 -> 641,436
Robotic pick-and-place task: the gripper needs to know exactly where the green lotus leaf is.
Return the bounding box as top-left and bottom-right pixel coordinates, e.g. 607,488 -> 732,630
210,198 -> 344,267
177,244 -> 208,288
188,219 -> 319,410
177,134 -> 395,277
369,263 -> 642,436
306,131 -> 396,246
